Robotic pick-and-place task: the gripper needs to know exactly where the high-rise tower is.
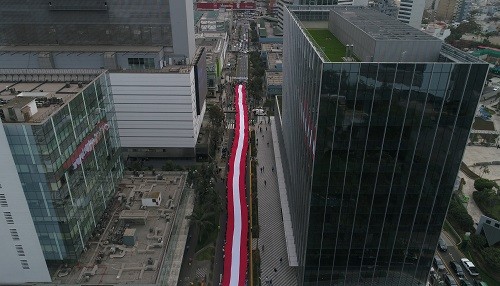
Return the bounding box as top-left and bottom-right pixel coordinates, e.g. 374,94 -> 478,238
278,5 -> 488,285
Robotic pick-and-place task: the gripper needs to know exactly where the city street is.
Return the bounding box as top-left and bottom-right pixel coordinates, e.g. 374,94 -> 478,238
435,232 -> 480,285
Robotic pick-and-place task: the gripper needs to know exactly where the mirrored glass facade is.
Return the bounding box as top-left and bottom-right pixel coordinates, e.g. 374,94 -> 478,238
3,73 -> 123,262
0,0 -> 172,46
282,6 -> 489,285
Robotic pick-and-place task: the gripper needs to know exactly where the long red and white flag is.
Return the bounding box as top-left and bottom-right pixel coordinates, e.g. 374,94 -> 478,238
222,84 -> 249,286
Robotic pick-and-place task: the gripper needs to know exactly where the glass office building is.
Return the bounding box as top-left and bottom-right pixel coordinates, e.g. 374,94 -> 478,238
0,70 -> 123,262
281,6 -> 489,285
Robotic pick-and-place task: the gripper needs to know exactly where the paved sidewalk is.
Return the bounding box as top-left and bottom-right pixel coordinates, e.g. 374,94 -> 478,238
458,170 -> 485,225
256,116 -> 298,286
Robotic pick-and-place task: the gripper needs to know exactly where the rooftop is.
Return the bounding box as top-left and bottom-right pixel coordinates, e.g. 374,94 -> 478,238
0,69 -> 103,124
266,71 -> 283,85
306,29 -> 353,62
289,5 -> 481,63
267,52 -> 283,70
330,7 -> 437,42
52,171 -> 188,285
261,43 -> 283,52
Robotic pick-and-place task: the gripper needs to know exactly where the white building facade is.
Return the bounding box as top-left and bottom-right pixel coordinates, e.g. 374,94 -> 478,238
0,124 -> 51,284
397,0 -> 426,28
110,68 -> 205,158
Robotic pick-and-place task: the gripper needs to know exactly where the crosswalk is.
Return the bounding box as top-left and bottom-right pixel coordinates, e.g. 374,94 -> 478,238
227,122 -> 235,129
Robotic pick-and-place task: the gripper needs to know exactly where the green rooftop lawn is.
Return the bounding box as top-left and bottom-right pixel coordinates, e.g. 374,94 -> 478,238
306,29 -> 348,62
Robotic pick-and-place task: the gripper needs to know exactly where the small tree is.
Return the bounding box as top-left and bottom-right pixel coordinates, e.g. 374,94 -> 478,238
482,247 -> 500,270
470,234 -> 488,250
474,178 -> 498,192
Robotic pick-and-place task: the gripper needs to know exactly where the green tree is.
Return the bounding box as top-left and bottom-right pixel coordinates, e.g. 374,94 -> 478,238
186,207 -> 214,243
447,197 -> 474,233
470,234 -> 488,250
474,178 -> 498,192
481,247 -> 500,270
207,105 -> 224,128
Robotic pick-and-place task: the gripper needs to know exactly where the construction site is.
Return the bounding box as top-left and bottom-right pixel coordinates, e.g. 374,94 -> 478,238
52,170 -> 188,285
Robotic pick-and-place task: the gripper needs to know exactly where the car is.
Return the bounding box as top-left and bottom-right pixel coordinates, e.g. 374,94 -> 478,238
461,258 -> 479,276
438,237 -> 448,252
433,255 -> 446,272
493,87 -> 499,91
461,280 -> 474,286
444,274 -> 459,286
450,261 -> 465,278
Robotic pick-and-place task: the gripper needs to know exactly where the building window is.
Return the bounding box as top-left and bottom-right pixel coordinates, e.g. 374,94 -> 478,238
20,260 -> 30,269
3,211 -> 14,224
10,229 -> 20,240
15,245 -> 25,256
128,58 -> 155,70
0,193 -> 7,207
486,220 -> 491,224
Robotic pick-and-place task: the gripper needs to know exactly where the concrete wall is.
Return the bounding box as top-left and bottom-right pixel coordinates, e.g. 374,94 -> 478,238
0,51 -> 162,70
169,0 -> 196,62
397,0 -> 425,29
328,13 -> 376,61
0,124 -> 51,284
328,10 -> 442,62
110,70 -> 205,153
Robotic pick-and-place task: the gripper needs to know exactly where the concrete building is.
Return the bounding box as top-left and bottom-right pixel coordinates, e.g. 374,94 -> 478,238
476,215 -> 500,247
436,0 -> 472,22
279,5 -> 489,285
397,0 -> 426,28
0,69 -> 123,267
276,0 -> 369,29
111,62 -> 206,158
371,0 -> 399,18
0,119 -> 51,284
0,0 -> 205,159
196,32 -> 230,94
265,71 -> 283,96
197,11 -> 231,33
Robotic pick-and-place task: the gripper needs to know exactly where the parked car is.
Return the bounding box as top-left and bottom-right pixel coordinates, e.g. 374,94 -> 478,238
450,261 -> 465,278
433,255 -> 446,272
461,258 -> 479,276
444,274 -> 458,286
438,237 -> 448,252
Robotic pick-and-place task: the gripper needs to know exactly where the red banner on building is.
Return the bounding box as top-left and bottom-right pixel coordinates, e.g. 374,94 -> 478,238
63,121 -> 109,170
196,1 -> 256,10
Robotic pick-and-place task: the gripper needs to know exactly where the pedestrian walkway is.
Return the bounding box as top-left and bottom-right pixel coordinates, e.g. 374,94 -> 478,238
256,116 -> 298,286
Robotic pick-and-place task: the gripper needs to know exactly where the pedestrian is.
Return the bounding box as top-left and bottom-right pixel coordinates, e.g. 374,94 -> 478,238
260,127 -> 262,132
267,142 -> 269,147
272,167 -> 274,172
264,180 -> 267,186
274,267 -> 277,272
262,245 -> 265,252
262,134 -> 264,138
263,166 -> 264,172
280,257 -> 283,264
266,127 -> 267,131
